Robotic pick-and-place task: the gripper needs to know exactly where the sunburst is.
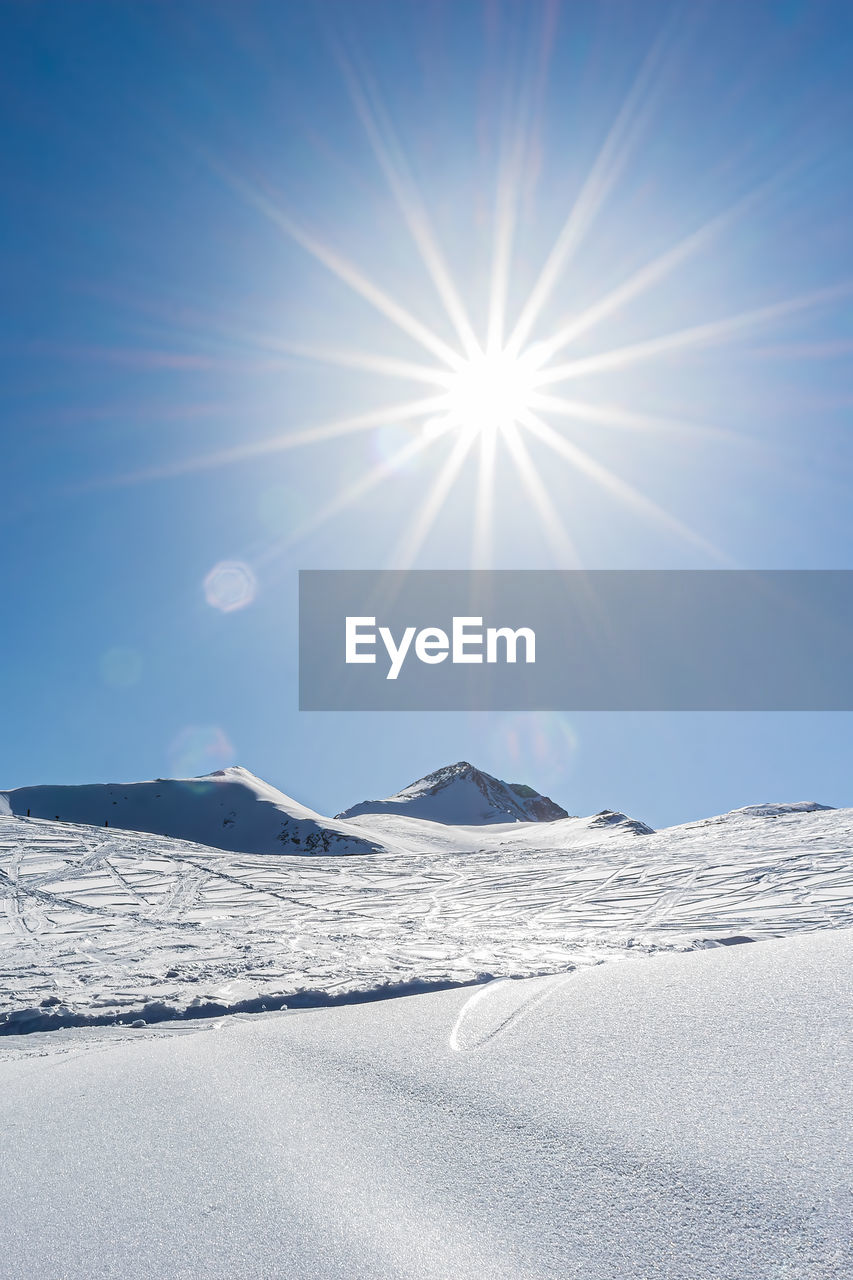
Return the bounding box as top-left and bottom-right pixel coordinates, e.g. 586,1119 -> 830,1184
96,20 -> 849,574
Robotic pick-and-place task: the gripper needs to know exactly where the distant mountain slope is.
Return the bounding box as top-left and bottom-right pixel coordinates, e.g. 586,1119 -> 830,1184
0,766 -> 381,857
336,760 -> 570,825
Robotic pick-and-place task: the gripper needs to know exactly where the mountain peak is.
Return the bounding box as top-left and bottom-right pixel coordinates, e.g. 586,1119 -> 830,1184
336,762 -> 569,826
205,765 -> 262,782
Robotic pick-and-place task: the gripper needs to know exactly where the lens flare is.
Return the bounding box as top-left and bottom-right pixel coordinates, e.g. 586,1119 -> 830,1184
370,424 -> 420,471
500,712 -> 580,785
168,725 -> 235,778
203,560 -> 257,613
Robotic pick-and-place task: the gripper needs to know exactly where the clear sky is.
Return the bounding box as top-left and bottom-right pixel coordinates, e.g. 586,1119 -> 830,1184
2,0 -> 853,828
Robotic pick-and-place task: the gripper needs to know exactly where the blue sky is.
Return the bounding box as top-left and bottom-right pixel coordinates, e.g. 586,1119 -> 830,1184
2,0 -> 853,827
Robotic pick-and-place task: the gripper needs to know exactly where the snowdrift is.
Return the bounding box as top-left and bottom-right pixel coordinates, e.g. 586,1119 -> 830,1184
1,929 -> 850,1278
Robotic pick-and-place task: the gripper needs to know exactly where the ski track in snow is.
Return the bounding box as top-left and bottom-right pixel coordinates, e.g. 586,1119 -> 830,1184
2,803 -> 852,1033
2,930 -> 851,1277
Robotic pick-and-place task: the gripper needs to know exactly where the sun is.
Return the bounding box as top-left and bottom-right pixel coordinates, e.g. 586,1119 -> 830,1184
425,346 -> 546,441
124,33 -> 843,571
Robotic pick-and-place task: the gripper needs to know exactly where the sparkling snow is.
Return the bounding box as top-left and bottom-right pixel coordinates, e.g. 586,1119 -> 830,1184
0,929 -> 850,1278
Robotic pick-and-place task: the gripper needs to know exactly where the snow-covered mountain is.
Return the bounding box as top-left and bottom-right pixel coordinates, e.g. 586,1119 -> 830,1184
0,765 -> 383,857
336,760 -> 570,825
0,760 -> 574,852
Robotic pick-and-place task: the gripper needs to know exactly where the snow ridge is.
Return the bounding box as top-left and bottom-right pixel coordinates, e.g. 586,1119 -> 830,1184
0,766 -> 384,858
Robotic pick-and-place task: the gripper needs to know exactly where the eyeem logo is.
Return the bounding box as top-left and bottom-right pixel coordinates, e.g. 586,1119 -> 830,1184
346,616 -> 536,680
301,570 -> 853,711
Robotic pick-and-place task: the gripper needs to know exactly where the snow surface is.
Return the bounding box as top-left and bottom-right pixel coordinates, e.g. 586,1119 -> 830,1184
2,793 -> 851,1030
2,764 -> 852,1276
1,929 -> 850,1278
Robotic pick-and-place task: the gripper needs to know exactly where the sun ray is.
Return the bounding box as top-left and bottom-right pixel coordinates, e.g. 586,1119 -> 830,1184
486,140 -> 522,358
741,338 -> 853,360
74,286 -> 454,390
501,423 -> 579,564
247,337 -> 453,388
205,158 -> 466,370
536,189 -> 772,362
392,430 -> 478,569
266,432 -> 434,557
338,52 -> 481,360
529,392 -> 744,448
472,427 -> 498,568
535,282 -> 853,386
484,24 -> 547,359
520,411 -> 726,561
78,395 -> 447,491
505,31 -> 670,358
484,12 -> 554,361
